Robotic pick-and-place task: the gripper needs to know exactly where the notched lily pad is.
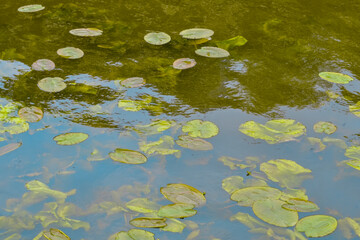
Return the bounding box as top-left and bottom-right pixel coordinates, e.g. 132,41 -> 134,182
173,58 -> 196,70
69,28 -> 103,37
319,72 -> 353,84
195,46 -> 230,58
53,132 -> 88,145
175,135 -> 213,151
230,186 -> 282,207
18,106 -> 43,122
43,228 -> 70,240
121,77 -> 146,88
38,77 -> 67,93
129,217 -> 167,228
313,121 -> 337,134
128,229 -> 155,240
109,149 -> 147,164
296,215 -> 337,238
144,32 -> 171,45
57,47 -> 84,59
158,203 -> 197,218
31,59 -> 55,71
18,4 -> 45,13
182,119 -> 219,138
282,198 -> 320,212
160,183 -> 206,207
180,28 -> 214,39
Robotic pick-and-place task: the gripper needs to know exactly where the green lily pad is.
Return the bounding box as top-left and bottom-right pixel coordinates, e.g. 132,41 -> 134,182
253,199 -> 299,227
127,229 -> 155,240
222,176 -> 268,195
108,231 -> 133,240
319,72 -> 353,84
158,203 -> 197,218
173,58 -> 197,70
182,119 -> 219,138
57,47 -> 84,59
139,135 -> 180,157
282,198 -> 319,212
215,35 -> 248,50
129,218 -> 167,228
38,77 -> 67,93
18,106 -> 43,122
180,28 -> 214,39
126,198 -> 160,213
239,119 -> 306,144
43,228 -> 70,240
132,120 -> 175,136
109,149 -> 147,164
161,218 -> 186,233
349,101 -> 360,117
313,121 -> 337,134
53,132 -> 88,145
31,59 -> 55,71
175,135 -> 213,151
144,32 -> 171,45
345,146 -> 360,160
296,215 -> 337,237
121,77 -> 146,88
323,137 -> 347,149
18,4 -> 45,13
346,160 -> 360,171
195,46 -> 230,58
230,186 -> 282,207
160,183 -> 206,207
69,28 -> 103,37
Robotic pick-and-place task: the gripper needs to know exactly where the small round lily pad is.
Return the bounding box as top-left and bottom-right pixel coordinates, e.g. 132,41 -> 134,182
319,72 -> 353,84
18,4 -> 45,13
144,32 -> 171,45
69,28 -> 103,37
313,121 -> 337,135
195,46 -> 230,58
109,149 -> 147,164
53,132 -> 88,145
128,229 -> 155,240
37,77 -> 67,92
175,135 -> 213,151
121,77 -> 146,88
158,203 -> 197,218
173,58 -> 197,70
57,47 -> 84,59
129,218 -> 167,228
31,59 -> 55,71
43,228 -> 70,240
18,106 -> 43,122
180,28 -> 214,39
182,119 -> 219,138
296,215 -> 337,237
160,183 -> 206,207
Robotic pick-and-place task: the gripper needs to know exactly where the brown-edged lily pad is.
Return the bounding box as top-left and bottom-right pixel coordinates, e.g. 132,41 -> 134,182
173,58 -> 196,70
43,228 -> 70,240
160,183 -> 206,207
31,59 -> 55,71
18,106 -> 43,122
109,149 -> 147,164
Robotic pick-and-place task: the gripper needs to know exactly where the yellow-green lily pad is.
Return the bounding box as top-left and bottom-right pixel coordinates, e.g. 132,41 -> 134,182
319,72 -> 353,84
108,231 -> 133,240
31,59 -> 55,71
139,136 -> 180,157
296,215 -> 337,237
18,106 -> 43,122
18,4 -> 45,13
349,101 -> 360,117
180,28 -> 214,39
175,135 -> 213,151
313,121 -> 337,134
38,77 -> 66,93
215,35 -> 247,50
109,149 -> 147,164
230,186 -> 282,206
57,47 -> 84,59
173,58 -> 197,70
126,198 -> 160,213
160,183 -> 206,207
42,228 -> 70,240
53,132 -> 88,145
129,217 -> 167,228
158,203 -> 197,218
127,229 -> 155,240
345,146 -> 360,160
69,28 -> 103,37
144,32 -> 171,45
282,198 -> 320,212
121,77 -> 146,88
346,160 -> 360,170
195,46 -> 230,58
182,119 -> 219,138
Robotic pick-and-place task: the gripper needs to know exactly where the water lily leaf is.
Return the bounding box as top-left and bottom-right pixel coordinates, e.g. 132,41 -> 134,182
109,149 -> 147,164
38,77 -> 66,93
307,137 -> 326,152
215,36 -> 248,50
144,32 -> 171,45
260,159 -> 312,188
108,231 -> 133,240
239,119 -> 306,144
319,72 -> 353,84
218,156 -> 258,170
313,121 -> 337,134
126,198 -> 160,213
345,146 -> 360,160
129,217 -> 167,228
346,160 -> 360,171
139,135 -> 180,157
18,4 -> 45,13
349,101 -> 360,117
222,176 -> 268,195
230,211 -> 267,229
43,228 -> 70,240
338,217 -> 360,239
182,119 -> 219,138
173,58 -> 197,70
176,135 -> 213,151
118,95 -> 161,113
253,199 -> 298,227
53,132 -> 88,145
31,59 -> 55,71
280,188 -> 308,201
132,120 -> 175,136
323,137 -> 347,149
160,183 -> 206,207
195,46 -> 230,58
180,28 -> 214,39
128,229 -> 155,240
26,180 -> 72,202
282,198 -> 319,212
161,218 -> 186,233
18,106 -> 43,122
57,47 -> 84,59
0,142 -> 21,156
158,203 -> 197,218
69,28 -> 103,37
296,215 -> 337,237
121,77 -> 145,88
230,186 -> 282,206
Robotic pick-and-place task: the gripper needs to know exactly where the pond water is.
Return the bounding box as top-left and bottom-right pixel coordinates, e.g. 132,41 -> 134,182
1,0 -> 360,239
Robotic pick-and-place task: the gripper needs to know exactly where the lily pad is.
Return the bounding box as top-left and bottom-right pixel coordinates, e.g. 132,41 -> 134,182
319,72 -> 353,84
349,101 -> 360,117
127,229 -> 155,240
161,218 -> 186,233
43,228 -> 70,240
230,186 -> 282,207
126,198 -> 160,213
18,4 -> 45,13
215,35 -> 248,50
121,77 -> 146,88
129,218 -> 167,228
57,47 -> 84,59
182,119 -> 219,138
53,132 -> 88,145
108,231 -> 133,240
139,135 -> 180,157
180,28 -> 214,39
195,46 -> 230,58
69,28 -> 103,37
132,120 -> 175,136
173,58 -> 197,70
31,59 -> 55,71
109,149 -> 147,164
38,77 -> 67,93
18,106 -> 43,122
160,183 -> 206,207
144,32 -> 171,45
313,121 -> 337,134
253,199 -> 298,227
239,119 -> 306,144
345,146 -> 360,160
346,160 -> 360,171
296,215 -> 337,237
158,203 -> 197,218
282,198 -> 320,212
175,135 -> 213,151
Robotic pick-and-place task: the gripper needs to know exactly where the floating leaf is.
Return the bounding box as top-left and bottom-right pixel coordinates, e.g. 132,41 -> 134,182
130,217 -> 167,228
109,149 -> 147,164
313,121 -> 337,134
338,217 -> 360,239
180,28 -> 214,39
158,203 -> 197,218
173,58 -> 197,70
346,160 -> 360,171
69,28 -> 103,37
108,231 -> 133,240
282,198 -> 319,212
126,198 -> 160,213
319,72 -> 353,84
53,132 -> 88,145
239,119 -> 306,144
38,77 -> 67,93
144,32 -> 171,45
307,137 -> 326,152
222,176 -> 268,195
176,135 -> 213,151
160,183 -> 206,207
253,199 -> 298,227
323,137 -> 347,149
161,218 -> 186,233
182,119 -> 219,138
31,59 -> 55,71
195,46 -> 230,58
18,106 -> 43,122
43,228 -> 70,240
118,95 -> 161,113
132,120 -> 175,136
18,4 -> 45,13
345,146 -> 360,160
280,188 -> 308,201
57,47 -> 84,59
218,156 -> 258,170
296,215 -> 337,237
121,77 -> 146,88
231,186 -> 281,206
139,135 -> 180,157
349,101 -> 360,117
25,180 -> 72,202
0,142 -> 21,157
215,36 -> 248,50
128,229 -> 155,240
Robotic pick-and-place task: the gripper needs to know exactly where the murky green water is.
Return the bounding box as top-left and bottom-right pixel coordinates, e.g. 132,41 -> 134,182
1,0 -> 360,239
